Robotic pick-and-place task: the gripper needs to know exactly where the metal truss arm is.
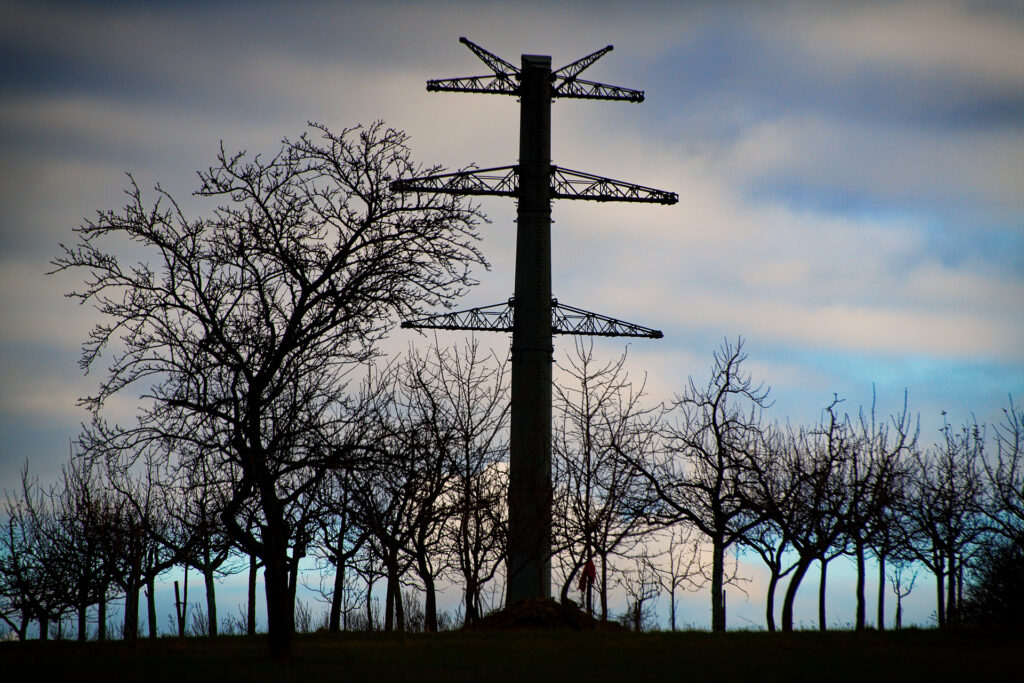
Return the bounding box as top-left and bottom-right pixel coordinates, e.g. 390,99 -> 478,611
553,77 -> 644,102
394,165 -> 677,205
552,300 -> 663,338
401,300 -> 514,333
459,37 -> 520,78
553,45 -> 613,80
427,75 -> 519,95
391,166 -> 519,197
550,166 -> 678,204
402,298 -> 663,339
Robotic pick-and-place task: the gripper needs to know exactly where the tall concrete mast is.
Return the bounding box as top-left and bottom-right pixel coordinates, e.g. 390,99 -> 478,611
393,38 -> 677,604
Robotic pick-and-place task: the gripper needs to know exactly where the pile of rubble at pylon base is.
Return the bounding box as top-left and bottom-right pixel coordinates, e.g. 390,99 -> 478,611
465,598 -> 627,631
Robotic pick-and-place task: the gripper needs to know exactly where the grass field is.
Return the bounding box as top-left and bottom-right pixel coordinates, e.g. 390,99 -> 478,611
2,629 -> 1020,682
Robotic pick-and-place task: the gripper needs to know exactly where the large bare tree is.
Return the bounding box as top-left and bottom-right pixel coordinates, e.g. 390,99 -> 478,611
54,122 -> 486,656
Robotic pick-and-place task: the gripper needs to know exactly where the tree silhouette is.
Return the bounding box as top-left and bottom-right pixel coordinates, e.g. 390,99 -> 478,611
906,418 -> 985,628
53,122 -> 486,656
631,339 -> 769,631
552,341 -> 656,620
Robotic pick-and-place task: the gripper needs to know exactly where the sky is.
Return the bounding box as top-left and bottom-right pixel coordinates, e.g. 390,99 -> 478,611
1,0 -> 1022,631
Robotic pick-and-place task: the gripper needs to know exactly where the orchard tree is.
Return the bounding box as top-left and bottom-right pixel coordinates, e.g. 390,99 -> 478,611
631,338 -> 769,631
983,396 -> 1024,548
773,404 -> 853,633
54,122 -> 487,656
843,394 -> 915,631
552,342 -> 657,620
906,417 -> 986,628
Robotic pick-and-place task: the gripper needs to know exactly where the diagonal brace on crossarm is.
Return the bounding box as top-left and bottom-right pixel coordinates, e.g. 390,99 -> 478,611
425,37 -> 522,96
553,45 -> 614,81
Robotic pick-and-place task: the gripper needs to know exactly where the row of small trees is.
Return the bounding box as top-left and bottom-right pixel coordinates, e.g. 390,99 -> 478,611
1,122 -> 1020,655
548,339 -> 1023,634
4,337 -> 1020,643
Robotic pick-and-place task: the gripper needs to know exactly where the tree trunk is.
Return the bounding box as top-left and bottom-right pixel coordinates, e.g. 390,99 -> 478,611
946,554 -> 957,628
287,555 -> 299,635
124,581 -> 139,643
264,554 -> 292,658
39,615 -> 49,641
765,570 -> 779,632
384,564 -> 396,632
247,553 -> 257,635
174,578 -> 188,638
366,576 -> 375,632
876,554 -> 886,631
854,542 -> 866,631
417,554 -> 438,633
559,567 -> 573,605
464,574 -> 478,626
711,536 -> 725,631
950,561 -> 958,630
669,585 -> 677,632
77,592 -> 88,642
599,553 -> 609,622
125,548 -> 141,644
394,581 -> 405,633
818,558 -> 828,631
97,586 -> 107,641
934,555 -> 946,628
329,546 -> 345,633
781,556 -> 812,632
146,574 -> 158,639
204,565 -> 218,637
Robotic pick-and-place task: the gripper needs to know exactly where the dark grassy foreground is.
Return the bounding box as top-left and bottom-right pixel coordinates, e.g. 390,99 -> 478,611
2,629 -> 1020,682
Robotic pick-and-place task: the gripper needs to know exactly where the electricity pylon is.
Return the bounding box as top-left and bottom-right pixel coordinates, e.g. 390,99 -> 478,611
392,38 -> 676,605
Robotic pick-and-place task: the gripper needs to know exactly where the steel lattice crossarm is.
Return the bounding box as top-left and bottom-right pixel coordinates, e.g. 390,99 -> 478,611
392,165 -> 676,205
401,298 -> 661,339
391,166 -> 518,197
401,300 -> 515,333
552,78 -> 644,102
427,38 -> 521,96
551,167 -> 677,204
425,38 -> 644,102
552,300 -> 662,338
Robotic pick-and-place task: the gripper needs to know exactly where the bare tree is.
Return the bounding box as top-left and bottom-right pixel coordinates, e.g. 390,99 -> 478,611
312,468 -> 368,633
772,403 -> 852,633
406,339 -> 508,626
552,341 -> 657,621
740,422 -> 809,632
631,339 -> 769,631
906,416 -> 986,628
888,557 -> 919,630
54,122 -> 486,656
48,458 -> 118,641
616,549 -> 661,632
840,392 -> 916,630
0,471 -> 62,640
652,525 -> 705,631
983,396 -> 1024,548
